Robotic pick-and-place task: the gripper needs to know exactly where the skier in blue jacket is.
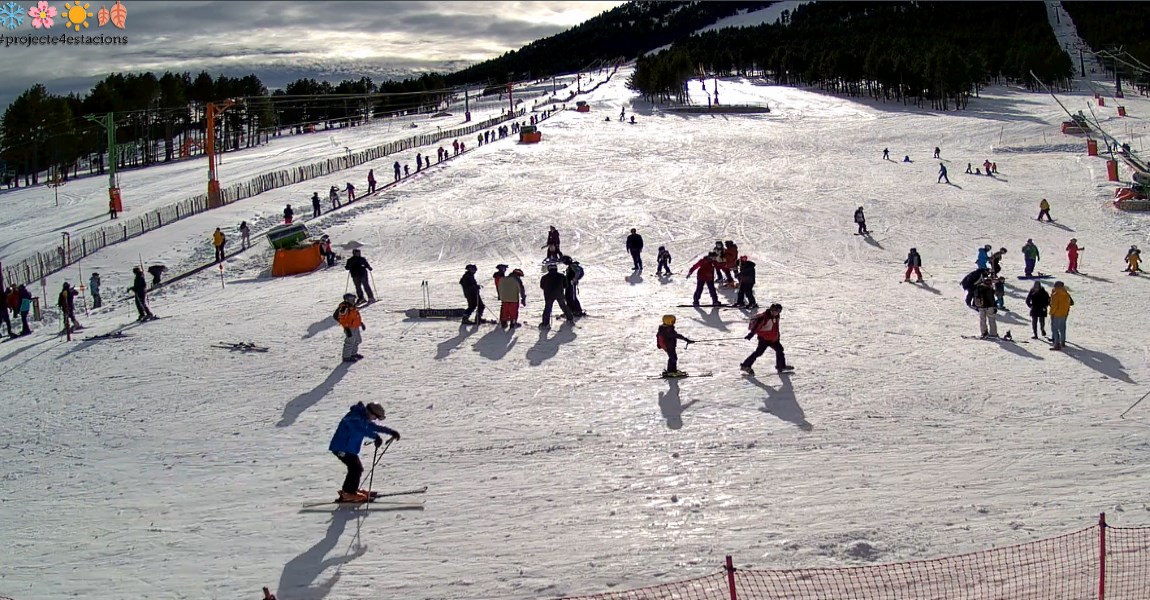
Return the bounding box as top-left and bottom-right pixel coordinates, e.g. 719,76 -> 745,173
329,402 -> 400,502
976,245 -> 991,269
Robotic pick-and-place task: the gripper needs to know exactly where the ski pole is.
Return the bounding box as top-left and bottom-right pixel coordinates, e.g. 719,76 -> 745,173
1120,388 -> 1150,419
366,438 -> 392,494
344,272 -> 351,294
691,337 -> 748,343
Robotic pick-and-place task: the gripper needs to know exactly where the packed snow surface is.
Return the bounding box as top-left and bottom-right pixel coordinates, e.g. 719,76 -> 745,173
2,62 -> 1150,600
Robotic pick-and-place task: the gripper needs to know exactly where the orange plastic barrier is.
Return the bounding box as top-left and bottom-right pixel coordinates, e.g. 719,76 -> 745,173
520,131 -> 542,143
1118,106 -> 1127,117
1087,139 -> 1098,156
271,243 -> 322,277
1107,159 -> 1119,182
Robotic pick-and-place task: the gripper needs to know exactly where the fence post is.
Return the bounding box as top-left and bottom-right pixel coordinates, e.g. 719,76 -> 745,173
725,555 -> 737,600
1098,513 -> 1106,600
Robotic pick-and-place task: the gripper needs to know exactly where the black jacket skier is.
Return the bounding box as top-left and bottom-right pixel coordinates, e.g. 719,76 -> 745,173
344,250 -> 375,303
130,268 -> 154,320
1026,283 -> 1050,338
538,265 -> 573,328
459,265 -> 484,324
734,260 -> 758,307
562,257 -> 585,316
625,229 -> 644,270
961,268 -> 988,307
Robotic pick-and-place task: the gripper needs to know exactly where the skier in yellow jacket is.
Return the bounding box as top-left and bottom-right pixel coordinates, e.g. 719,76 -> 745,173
1048,281 -> 1074,351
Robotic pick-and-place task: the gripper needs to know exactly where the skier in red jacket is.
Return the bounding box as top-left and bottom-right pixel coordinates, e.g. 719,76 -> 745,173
686,253 -> 720,306
740,304 -> 793,375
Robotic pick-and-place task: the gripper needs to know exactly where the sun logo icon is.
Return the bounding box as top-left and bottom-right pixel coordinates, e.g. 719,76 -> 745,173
62,0 -> 92,30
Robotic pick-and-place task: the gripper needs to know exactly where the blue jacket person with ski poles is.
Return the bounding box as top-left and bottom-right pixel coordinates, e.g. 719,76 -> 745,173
329,402 -> 400,502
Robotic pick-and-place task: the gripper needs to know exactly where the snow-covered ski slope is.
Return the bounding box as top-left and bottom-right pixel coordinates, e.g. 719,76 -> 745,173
3,65 -> 1150,600
0,74 -> 580,271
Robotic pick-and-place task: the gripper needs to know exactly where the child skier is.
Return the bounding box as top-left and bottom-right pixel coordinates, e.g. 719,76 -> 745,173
1037,199 -> 1052,222
1126,246 -> 1142,274
904,248 -> 923,282
656,246 -> 672,276
328,401 -> 400,503
1065,239 -> 1083,273
334,293 -> 365,363
740,304 -> 793,375
497,268 -> 526,328
854,207 -> 869,235
994,276 -> 1006,310
656,315 -> 694,377
734,257 -> 757,308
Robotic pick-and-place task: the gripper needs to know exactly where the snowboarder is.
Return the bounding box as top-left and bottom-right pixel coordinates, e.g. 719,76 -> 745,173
1048,281 -> 1074,350
904,248 -> 923,282
961,268 -> 989,308
544,226 -> 562,259
976,245 -> 991,269
687,253 -> 720,306
1021,239 -> 1040,277
459,264 -> 485,325
854,207 -> 869,235
1025,280 -> 1050,339
994,276 -> 1006,310
393,161 -> 401,181
129,267 -> 154,321
561,256 -> 585,316
334,293 -> 365,362
933,146 -> 941,159
734,258 -> 757,308
212,227 -> 226,263
311,192 -> 322,218
656,315 -> 694,377
937,163 -> 949,184
882,148 -> 890,160
147,264 -> 167,288
89,272 -> 102,309
344,249 -> 375,304
1037,198 -> 1052,222
989,247 -> 1006,276
1125,246 -> 1142,274
239,221 -> 251,250
973,277 -> 998,338
1065,239 -> 1083,273
497,268 -> 527,329
741,304 -> 792,375
656,246 -> 672,277
57,282 -> 82,333
538,263 -> 574,329
625,228 -> 644,271
283,204 -> 294,225
367,169 -> 376,194
328,401 -> 399,502
329,186 -> 341,210
345,182 -> 356,202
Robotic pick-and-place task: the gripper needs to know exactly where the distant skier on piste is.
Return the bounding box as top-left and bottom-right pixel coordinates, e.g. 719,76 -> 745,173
625,228 -> 644,271
1065,239 -> 1083,273
734,257 -> 757,308
904,248 -> 923,282
1021,239 -> 1040,277
990,247 -> 1006,276
561,256 -> 585,316
1025,280 -> 1049,339
1126,246 -> 1142,274
687,253 -> 720,306
976,245 -> 991,269
312,192 -> 321,218
344,249 -> 375,304
656,315 -> 694,378
854,207 -> 869,235
459,264 -> 485,325
544,226 -> 562,260
1037,198 -> 1052,222
937,163 -> 949,184
538,263 -> 574,329
656,246 -> 672,277
741,304 -> 793,375
334,293 -> 365,363
328,401 -> 399,503
497,268 -> 527,329
130,267 -> 155,321
961,267 -> 989,308
284,204 -> 294,225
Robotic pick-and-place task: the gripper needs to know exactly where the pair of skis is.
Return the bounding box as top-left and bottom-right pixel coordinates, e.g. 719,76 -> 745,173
301,486 -> 427,512
213,342 -> 269,352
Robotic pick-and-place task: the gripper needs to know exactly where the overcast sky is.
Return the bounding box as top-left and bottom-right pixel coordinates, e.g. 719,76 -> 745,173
0,1 -> 625,108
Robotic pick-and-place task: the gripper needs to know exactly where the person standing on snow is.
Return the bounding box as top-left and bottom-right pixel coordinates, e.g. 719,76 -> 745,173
976,245 -> 991,269
333,293 -> 366,363
904,248 -> 923,282
1021,239 -> 1040,277
656,315 -> 694,377
130,267 -> 155,321
854,207 -> 869,235
213,227 -> 227,263
1125,246 -> 1142,274
687,253 -> 720,306
657,246 -> 672,276
497,268 -> 527,329
989,247 -> 1006,277
720,241 -> 739,287
933,146 -> 941,159
937,163 -> 949,184
344,249 -> 375,304
544,226 -> 562,260
741,304 -> 793,375
329,186 -> 341,210
993,276 -> 1007,310
1025,281 -> 1050,339
1037,198 -> 1052,222
625,228 -> 644,271
311,192 -> 322,218
328,401 -> 399,502
283,204 -> 294,225
734,258 -> 758,308
538,263 -> 574,329
961,267 -> 989,308
239,221 -> 251,250
393,161 -> 402,182
459,264 -> 485,325
89,272 -> 102,309
345,182 -> 356,203
882,148 -> 890,161
973,277 -> 999,338
561,256 -> 585,316
493,264 -> 508,289
1065,239 -> 1083,273
1048,281 -> 1074,350
367,169 -> 377,194
57,282 -> 82,333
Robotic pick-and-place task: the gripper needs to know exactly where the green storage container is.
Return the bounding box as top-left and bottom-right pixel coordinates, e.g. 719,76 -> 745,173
266,223 -> 310,250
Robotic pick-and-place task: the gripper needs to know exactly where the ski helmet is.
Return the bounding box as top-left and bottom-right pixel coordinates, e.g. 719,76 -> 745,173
769,303 -> 783,311
365,402 -> 386,419
465,264 -> 477,272
662,315 -> 676,326
343,293 -> 356,302
511,268 -> 524,276
496,264 -> 508,271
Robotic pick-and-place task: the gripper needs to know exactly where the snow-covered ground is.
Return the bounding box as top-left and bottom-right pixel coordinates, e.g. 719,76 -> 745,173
0,74 -> 583,273
696,1 -> 811,33
3,59 -> 1150,600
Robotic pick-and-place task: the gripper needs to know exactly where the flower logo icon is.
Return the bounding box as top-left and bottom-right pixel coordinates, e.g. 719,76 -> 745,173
62,0 -> 91,30
28,1 -> 57,28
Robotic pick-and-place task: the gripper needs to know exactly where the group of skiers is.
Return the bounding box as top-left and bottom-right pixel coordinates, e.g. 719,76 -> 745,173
655,304 -> 793,378
456,255 -> 587,331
